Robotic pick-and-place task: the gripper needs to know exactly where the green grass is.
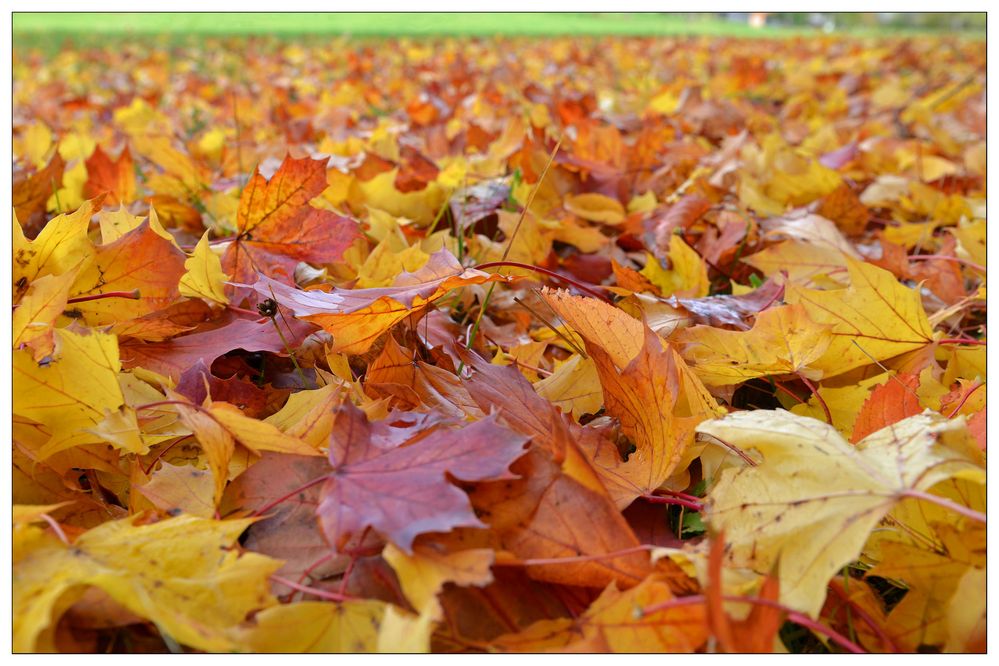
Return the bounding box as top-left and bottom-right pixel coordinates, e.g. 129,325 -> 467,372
13,12 -> 799,40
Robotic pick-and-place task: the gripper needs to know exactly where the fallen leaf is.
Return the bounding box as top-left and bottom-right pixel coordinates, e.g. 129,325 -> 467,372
785,257 -> 934,377
14,514 -> 279,653
318,402 -> 529,552
699,409 -> 984,616
255,249 -> 512,354
674,304 -> 833,386
179,232 -> 230,305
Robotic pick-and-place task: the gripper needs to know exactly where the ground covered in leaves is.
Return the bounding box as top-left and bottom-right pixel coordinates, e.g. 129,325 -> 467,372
12,34 -> 986,653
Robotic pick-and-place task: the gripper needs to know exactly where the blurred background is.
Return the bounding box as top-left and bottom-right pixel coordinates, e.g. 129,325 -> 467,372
13,12 -> 987,43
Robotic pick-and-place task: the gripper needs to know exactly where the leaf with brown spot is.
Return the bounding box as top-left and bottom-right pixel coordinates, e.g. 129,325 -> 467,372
69,221 -> 187,326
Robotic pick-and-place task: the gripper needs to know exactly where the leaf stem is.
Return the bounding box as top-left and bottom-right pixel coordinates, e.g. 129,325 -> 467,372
938,337 -> 986,346
249,475 -> 327,518
65,289 -> 141,305
899,489 -> 986,524
143,434 -> 196,475
696,432 -> 758,467
40,513 -> 70,545
799,375 -> 833,425
641,493 -> 704,512
270,575 -> 354,602
946,379 -> 984,418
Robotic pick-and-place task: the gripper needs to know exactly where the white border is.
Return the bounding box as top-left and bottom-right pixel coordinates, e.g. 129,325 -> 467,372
3,3 -> 993,663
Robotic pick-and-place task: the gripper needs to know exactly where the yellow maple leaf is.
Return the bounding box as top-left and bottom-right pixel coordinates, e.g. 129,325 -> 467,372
14,327 -> 125,458
13,513 -> 279,653
234,600 -> 388,652
674,304 -> 833,385
700,410 -> 984,617
12,269 -> 78,360
383,542 -> 494,619
641,235 -> 709,299
563,192 -> 626,225
14,200 -> 96,289
179,232 -> 230,305
785,257 -> 934,377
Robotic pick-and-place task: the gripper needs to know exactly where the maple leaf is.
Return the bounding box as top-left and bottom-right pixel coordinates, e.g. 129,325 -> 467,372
365,335 -> 482,419
12,268 -> 78,360
14,327 -> 125,457
222,451 -> 344,589
674,304 -> 833,386
699,410 -> 984,617
538,288 -> 722,503
69,219 -> 187,325
317,402 -> 529,553
785,257 -> 934,377
223,154 -> 362,284
13,513 -> 279,653
255,249 -> 512,354
120,314 -> 316,380
179,231 -> 230,305
169,389 -> 320,505
84,144 -> 135,206
137,462 -> 216,518
13,199 -> 97,291
234,600 -> 390,652
383,540 -> 495,619
13,152 -> 66,235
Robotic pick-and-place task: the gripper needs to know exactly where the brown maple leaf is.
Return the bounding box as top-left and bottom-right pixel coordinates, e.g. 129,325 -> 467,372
318,402 -> 529,553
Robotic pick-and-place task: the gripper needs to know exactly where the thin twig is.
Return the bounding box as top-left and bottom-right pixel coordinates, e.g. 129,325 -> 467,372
697,432 -> 759,467
500,137 -> 562,263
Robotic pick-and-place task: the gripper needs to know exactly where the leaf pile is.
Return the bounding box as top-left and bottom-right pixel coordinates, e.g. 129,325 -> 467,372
12,33 -> 985,653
